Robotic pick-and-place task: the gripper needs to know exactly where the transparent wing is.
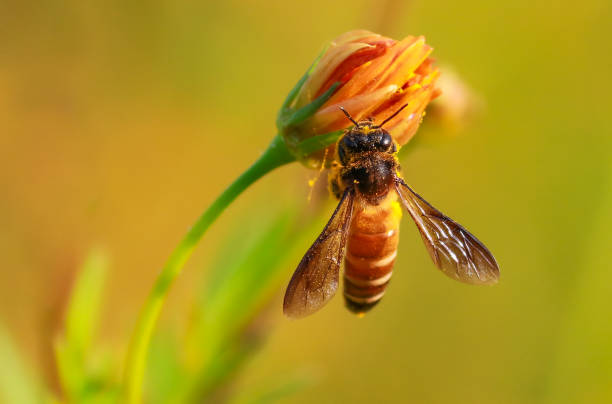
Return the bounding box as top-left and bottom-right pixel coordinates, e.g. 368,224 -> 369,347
395,179 -> 499,285
283,188 -> 355,318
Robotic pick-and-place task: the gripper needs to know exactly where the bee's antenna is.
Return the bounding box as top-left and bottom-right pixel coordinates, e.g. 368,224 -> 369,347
379,103 -> 409,127
339,106 -> 359,127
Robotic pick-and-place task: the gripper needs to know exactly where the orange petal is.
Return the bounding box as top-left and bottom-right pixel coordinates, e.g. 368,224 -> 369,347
296,42 -> 375,107
331,30 -> 383,46
313,85 -> 400,132
324,36 -> 421,106
383,83 -> 439,146
376,37 -> 432,90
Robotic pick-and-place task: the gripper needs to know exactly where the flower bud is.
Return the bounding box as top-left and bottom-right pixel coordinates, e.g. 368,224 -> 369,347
278,30 -> 440,168
426,66 -> 484,133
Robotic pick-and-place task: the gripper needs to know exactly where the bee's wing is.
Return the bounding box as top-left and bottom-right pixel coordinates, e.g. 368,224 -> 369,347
283,188 -> 355,318
395,179 -> 499,285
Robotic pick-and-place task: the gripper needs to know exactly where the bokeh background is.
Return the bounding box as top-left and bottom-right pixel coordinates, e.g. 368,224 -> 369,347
1,0 -> 611,403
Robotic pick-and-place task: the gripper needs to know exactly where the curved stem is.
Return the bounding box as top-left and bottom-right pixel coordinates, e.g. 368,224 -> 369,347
121,135 -> 294,404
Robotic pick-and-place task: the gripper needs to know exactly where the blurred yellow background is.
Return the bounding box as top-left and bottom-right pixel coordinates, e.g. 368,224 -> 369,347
1,0 -> 611,403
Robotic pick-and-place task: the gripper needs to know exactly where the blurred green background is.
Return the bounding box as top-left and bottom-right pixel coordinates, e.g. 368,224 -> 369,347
1,0 -> 611,403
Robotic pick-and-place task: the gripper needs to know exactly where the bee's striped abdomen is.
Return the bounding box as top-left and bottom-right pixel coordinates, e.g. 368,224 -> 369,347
343,193 -> 402,315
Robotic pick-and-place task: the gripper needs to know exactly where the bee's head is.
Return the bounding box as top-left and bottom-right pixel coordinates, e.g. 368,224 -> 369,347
337,107 -> 403,165
337,126 -> 394,164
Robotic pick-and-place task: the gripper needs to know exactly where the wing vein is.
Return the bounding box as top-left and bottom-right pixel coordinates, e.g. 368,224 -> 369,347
394,178 -> 499,285
283,188 -> 355,318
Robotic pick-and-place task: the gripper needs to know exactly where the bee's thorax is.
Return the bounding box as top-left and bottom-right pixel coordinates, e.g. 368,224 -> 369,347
341,153 -> 396,204
331,125 -> 399,205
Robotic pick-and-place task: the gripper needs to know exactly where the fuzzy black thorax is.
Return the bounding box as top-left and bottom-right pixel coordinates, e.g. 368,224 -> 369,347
330,120 -> 399,205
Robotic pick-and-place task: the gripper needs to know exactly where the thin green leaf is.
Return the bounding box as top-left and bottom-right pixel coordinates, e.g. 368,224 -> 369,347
278,44 -> 330,114
146,333 -> 184,404
283,82 -> 341,128
190,331 -> 262,402
55,248 -> 108,401
66,249 -> 108,358
295,129 -> 344,158
0,322 -> 43,404
191,208 -> 296,356
174,203 -> 316,402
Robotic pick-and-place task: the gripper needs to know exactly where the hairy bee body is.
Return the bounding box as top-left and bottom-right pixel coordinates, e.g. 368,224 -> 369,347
328,121 -> 402,314
282,107 -> 499,319
344,193 -> 401,313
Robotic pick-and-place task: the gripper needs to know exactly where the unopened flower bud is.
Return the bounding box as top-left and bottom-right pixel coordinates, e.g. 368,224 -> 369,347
277,30 -> 440,168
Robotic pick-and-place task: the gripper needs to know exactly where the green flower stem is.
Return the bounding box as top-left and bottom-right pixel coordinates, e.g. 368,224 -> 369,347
121,135 -> 294,404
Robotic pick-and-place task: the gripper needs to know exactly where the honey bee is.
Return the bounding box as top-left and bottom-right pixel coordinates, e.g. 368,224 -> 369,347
283,105 -> 499,318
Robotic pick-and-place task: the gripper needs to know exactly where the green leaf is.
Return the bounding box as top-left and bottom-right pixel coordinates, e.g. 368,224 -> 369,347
55,248 -> 108,401
66,249 -> 108,357
283,82 -> 341,128
146,332 -> 184,404
191,331 -> 262,402
278,44 -> 330,114
295,129 -> 344,158
0,322 -> 43,404
191,208 -> 296,358
173,202 -> 321,402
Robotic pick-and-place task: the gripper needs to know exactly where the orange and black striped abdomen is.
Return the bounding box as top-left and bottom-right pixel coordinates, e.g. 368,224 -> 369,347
344,193 -> 402,315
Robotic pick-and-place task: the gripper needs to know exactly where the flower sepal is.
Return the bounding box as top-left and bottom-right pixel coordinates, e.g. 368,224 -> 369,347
276,52 -> 345,165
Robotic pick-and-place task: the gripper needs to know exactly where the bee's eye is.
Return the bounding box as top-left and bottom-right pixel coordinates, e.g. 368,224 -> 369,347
338,144 -> 346,164
340,137 -> 358,154
338,136 -> 358,164
377,132 -> 393,152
